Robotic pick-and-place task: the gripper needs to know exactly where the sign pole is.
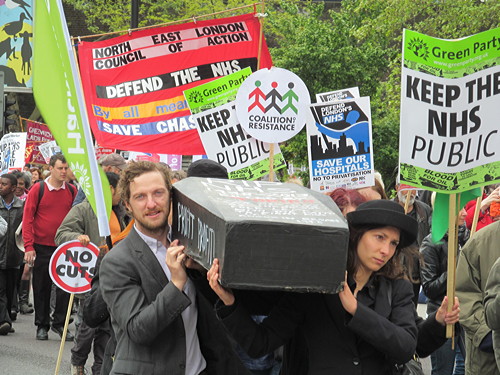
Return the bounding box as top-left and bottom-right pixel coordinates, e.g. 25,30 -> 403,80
256,2 -> 274,182
404,190 -> 411,214
446,194 -> 457,340
256,1 -> 265,70
268,143 -> 274,182
54,293 -> 74,375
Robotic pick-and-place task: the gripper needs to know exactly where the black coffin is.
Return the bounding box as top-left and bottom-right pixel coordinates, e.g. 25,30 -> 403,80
172,177 -> 348,293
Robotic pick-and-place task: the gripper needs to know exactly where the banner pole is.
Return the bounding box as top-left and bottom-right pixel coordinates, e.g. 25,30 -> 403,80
18,117 -> 46,126
470,186 -> 484,238
54,293 -> 74,375
446,194 -> 457,339
71,41 -> 110,237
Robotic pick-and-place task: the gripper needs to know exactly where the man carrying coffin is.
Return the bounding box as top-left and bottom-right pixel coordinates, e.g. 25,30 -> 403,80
99,161 -> 248,375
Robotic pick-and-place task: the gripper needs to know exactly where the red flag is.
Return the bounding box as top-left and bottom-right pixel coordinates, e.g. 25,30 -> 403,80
24,120 -> 55,165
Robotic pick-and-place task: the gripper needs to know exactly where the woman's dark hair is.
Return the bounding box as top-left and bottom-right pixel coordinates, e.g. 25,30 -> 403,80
105,172 -> 120,189
399,245 -> 423,284
18,172 -> 31,189
347,223 -> 405,280
11,170 -> 22,178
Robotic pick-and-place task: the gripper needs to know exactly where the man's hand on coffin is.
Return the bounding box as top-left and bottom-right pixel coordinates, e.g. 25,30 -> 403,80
166,239 -> 188,291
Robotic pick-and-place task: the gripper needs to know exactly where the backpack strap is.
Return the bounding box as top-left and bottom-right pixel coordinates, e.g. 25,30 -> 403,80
37,180 -> 76,204
37,180 -> 45,204
66,182 -> 76,199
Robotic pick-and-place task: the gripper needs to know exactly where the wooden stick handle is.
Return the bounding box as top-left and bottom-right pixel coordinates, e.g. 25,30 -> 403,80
403,190 -> 411,214
446,194 -> 457,339
54,293 -> 75,375
268,143 -> 274,182
256,1 -> 265,70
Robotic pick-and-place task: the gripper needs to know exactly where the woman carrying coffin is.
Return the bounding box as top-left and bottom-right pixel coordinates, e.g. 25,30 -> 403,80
208,200 -> 421,375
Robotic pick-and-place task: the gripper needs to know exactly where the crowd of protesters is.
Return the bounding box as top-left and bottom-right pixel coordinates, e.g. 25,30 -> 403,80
0,154 -> 498,375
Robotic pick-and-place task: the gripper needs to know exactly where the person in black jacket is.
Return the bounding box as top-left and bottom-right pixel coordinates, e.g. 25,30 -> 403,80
208,200 -> 421,375
0,174 -> 24,335
83,257 -> 114,375
420,207 -> 469,375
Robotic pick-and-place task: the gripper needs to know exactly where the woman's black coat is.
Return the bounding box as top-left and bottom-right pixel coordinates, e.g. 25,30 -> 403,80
217,276 -> 417,375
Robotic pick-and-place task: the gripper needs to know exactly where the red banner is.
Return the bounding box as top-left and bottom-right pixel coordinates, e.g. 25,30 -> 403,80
78,13 -> 272,155
24,120 -> 55,165
94,146 -> 116,161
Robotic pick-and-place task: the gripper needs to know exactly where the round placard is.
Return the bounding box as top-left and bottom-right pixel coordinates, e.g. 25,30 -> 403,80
235,67 -> 311,143
49,241 -> 100,294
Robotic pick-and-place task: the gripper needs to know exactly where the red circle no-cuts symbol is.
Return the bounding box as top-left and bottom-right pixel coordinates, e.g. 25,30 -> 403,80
49,241 -> 100,294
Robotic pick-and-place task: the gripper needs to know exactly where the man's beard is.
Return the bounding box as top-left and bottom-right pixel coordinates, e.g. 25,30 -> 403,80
136,213 -> 169,234
398,191 -> 415,206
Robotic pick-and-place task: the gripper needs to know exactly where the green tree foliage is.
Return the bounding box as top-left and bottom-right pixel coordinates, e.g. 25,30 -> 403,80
265,0 -> 390,185
268,0 -> 499,187
65,0 -> 500,188
346,0 -> 500,112
63,0 -> 257,35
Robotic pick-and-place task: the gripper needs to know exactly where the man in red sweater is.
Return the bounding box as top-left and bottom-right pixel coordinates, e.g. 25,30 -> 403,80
23,154 -> 76,341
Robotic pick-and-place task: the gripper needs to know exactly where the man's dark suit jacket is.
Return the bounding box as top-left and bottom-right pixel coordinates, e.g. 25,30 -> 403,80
99,227 -> 249,375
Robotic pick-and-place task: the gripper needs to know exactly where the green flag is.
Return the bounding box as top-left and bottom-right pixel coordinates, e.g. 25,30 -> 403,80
33,0 -> 111,236
431,189 -> 482,243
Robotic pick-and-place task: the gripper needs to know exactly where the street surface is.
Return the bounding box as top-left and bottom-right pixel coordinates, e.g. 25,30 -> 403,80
0,311 -> 75,375
0,302 -> 432,375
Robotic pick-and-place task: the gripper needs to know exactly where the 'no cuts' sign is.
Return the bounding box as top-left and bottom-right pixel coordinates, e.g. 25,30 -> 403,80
49,241 -> 99,294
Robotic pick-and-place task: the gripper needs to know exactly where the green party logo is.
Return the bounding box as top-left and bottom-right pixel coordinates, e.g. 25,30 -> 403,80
408,37 -> 429,60
187,90 -> 204,104
71,161 -> 90,195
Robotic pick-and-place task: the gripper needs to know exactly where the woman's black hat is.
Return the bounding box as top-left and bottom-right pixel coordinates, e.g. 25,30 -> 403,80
187,159 -> 228,179
346,200 -> 418,248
